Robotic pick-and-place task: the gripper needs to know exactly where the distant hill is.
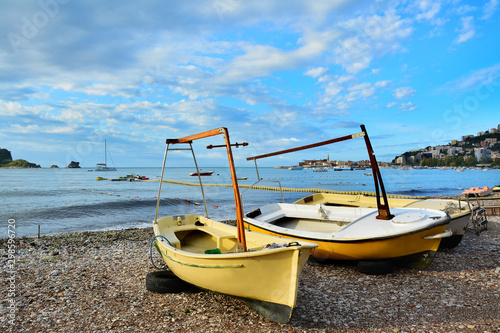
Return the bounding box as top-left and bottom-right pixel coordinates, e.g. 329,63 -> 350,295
0,148 -> 41,168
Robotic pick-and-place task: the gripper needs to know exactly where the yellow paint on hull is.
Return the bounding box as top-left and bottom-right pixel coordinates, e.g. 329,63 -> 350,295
153,215 -> 316,323
244,221 -> 445,263
294,192 -> 472,250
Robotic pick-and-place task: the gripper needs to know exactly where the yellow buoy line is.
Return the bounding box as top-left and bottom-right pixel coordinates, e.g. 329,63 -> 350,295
152,179 -> 429,199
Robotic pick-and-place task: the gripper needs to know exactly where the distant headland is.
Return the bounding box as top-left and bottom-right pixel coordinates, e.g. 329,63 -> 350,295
0,148 -> 82,169
0,148 -> 40,168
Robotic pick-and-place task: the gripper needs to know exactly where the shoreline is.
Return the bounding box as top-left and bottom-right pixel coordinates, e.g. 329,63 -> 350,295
1,218 -> 499,332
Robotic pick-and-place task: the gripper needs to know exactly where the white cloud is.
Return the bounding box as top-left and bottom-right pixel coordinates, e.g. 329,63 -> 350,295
440,63 -> 500,93
305,67 -> 328,78
453,16 -> 475,44
393,87 -> 416,99
482,0 -> 498,19
399,102 -> 417,111
335,10 -> 412,73
416,0 -> 441,21
0,101 -> 48,116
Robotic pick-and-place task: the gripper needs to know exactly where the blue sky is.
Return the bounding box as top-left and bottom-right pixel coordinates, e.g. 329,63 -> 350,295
1,0 -> 499,168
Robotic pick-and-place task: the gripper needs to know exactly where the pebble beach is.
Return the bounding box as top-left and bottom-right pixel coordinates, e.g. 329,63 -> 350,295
1,216 -> 499,332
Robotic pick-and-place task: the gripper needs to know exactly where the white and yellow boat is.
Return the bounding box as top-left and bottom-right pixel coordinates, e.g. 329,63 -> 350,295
244,202 -> 450,269
152,127 -> 317,324
294,193 -> 481,249
245,125 -> 451,272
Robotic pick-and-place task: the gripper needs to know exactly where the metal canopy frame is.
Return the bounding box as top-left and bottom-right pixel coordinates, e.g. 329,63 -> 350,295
246,124 -> 394,220
154,127 -> 248,251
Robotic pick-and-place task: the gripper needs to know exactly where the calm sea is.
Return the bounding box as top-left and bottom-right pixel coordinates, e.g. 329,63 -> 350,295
1,166 -> 499,238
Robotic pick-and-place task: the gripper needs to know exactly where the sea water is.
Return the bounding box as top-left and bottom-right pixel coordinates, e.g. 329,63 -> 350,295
1,167 -> 499,238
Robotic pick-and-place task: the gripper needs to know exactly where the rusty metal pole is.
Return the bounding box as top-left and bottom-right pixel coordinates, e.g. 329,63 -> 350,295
360,125 -> 394,220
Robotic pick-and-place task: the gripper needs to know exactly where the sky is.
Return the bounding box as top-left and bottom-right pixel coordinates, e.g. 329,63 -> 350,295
0,0 -> 499,168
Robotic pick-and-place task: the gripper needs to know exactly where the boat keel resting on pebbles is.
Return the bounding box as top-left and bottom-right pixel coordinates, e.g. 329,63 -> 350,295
151,127 -> 317,324
244,125 -> 451,273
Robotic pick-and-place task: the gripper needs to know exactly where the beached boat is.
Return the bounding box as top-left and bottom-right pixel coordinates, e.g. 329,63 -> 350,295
462,186 -> 493,197
95,139 -> 117,171
293,193 -> 482,249
152,128 -> 317,323
244,125 -> 451,271
494,185 -> 500,192
189,170 -> 214,176
245,203 -> 449,268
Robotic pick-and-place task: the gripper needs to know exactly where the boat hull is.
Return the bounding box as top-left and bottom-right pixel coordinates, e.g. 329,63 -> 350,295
244,204 -> 450,269
244,220 -> 445,267
153,215 -> 316,323
294,193 -> 472,249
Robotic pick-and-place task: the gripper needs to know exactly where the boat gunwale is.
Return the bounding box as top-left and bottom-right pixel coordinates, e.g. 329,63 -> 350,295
243,204 -> 450,243
154,217 -> 317,260
243,219 -> 448,243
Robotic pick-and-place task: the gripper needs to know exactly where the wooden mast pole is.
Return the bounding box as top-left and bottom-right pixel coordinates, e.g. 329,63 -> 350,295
170,127 -> 247,251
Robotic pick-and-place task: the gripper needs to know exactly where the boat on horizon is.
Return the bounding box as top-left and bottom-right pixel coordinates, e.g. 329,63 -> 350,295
151,127 -> 317,323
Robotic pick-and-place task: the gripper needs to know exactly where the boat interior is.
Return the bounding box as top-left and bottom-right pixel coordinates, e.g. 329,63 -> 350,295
271,216 -> 350,233
156,215 -> 270,254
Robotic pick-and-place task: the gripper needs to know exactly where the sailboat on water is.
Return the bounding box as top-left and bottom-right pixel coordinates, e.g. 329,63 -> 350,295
95,139 -> 117,171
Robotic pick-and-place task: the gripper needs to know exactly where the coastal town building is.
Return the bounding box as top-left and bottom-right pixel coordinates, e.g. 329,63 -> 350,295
394,125 -> 500,166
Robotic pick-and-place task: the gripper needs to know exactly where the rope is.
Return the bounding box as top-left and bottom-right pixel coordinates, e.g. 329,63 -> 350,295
149,235 -> 172,270
152,179 -> 429,199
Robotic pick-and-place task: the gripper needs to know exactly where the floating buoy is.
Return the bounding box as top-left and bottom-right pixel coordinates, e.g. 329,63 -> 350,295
82,188 -> 85,190
153,196 -> 157,198
99,192 -> 103,194
185,199 -> 190,202
212,205 -> 218,208
135,196 -> 139,198
126,195 -> 130,198
116,195 -> 120,197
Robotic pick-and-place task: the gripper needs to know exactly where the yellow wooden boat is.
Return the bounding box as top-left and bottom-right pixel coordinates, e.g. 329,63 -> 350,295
245,125 -> 451,271
293,193 -> 485,249
153,214 -> 315,323
152,128 -> 317,323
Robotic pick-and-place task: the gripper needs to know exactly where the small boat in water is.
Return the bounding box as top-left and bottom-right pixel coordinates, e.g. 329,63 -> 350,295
462,186 -> 493,197
189,170 -> 214,176
288,165 -> 303,170
94,139 -> 117,171
152,127 -> 317,323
